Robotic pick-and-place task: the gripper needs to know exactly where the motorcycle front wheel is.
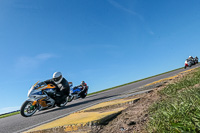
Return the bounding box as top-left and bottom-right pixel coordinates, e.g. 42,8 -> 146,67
20,101 -> 37,117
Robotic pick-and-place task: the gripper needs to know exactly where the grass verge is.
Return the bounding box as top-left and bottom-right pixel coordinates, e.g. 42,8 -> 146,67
147,67 -> 200,132
88,67 -> 183,96
0,111 -> 20,119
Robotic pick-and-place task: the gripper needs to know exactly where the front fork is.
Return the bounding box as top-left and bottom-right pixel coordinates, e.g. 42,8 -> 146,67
30,98 -> 46,110
30,101 -> 37,110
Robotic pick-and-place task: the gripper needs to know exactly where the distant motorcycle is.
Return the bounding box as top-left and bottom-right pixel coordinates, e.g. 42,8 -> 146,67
195,57 -> 198,64
69,82 -> 89,101
20,81 -> 68,117
185,59 -> 192,69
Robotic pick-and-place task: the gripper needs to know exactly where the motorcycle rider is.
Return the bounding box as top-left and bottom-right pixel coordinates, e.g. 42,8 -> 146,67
188,56 -> 194,60
77,81 -> 88,95
195,56 -> 198,63
72,81 -> 88,93
68,81 -> 88,102
44,72 -> 72,104
188,56 -> 195,65
75,81 -> 88,90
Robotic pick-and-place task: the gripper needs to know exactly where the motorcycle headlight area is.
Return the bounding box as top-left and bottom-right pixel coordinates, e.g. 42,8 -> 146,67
28,90 -> 43,97
28,92 -> 46,100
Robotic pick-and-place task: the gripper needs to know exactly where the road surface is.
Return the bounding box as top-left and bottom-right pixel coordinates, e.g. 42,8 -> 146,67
0,64 -> 199,133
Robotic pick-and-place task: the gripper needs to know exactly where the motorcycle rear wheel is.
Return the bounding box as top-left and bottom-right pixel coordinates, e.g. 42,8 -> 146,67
20,101 -> 37,117
80,92 -> 87,99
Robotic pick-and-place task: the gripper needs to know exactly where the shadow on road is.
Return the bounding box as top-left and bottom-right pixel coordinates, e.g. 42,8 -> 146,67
33,94 -> 119,116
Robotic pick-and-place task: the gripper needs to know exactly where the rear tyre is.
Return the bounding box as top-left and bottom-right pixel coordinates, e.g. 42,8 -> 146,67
80,92 -> 87,99
20,101 -> 37,117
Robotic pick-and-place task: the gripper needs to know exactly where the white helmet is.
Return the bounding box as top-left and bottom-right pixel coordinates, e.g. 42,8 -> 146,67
53,72 -> 63,84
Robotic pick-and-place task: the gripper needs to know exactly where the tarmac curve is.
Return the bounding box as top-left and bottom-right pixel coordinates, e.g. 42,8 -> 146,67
0,64 -> 200,133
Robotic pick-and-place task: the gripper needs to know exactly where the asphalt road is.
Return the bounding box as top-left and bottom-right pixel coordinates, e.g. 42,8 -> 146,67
0,64 -> 200,133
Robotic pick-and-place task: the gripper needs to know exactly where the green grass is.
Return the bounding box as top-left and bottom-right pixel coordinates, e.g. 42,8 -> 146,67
88,67 -> 183,96
147,67 -> 200,132
0,111 -> 20,119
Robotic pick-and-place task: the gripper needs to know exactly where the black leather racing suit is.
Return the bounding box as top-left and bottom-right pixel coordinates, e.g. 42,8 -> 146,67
44,78 -> 70,102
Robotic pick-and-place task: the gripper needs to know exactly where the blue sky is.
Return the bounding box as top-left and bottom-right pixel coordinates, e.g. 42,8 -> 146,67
0,0 -> 200,114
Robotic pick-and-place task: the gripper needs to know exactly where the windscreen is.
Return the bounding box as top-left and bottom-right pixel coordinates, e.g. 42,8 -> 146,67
34,82 -> 47,90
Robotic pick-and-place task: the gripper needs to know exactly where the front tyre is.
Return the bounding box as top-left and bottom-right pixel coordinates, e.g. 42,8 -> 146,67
20,101 -> 37,117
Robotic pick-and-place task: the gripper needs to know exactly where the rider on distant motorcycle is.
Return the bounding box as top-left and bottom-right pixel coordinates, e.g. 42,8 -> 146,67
188,56 -> 194,61
44,72 -> 72,104
72,81 -> 88,96
76,81 -> 88,92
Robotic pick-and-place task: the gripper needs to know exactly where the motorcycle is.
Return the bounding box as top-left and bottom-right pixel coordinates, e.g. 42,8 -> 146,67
184,59 -> 192,69
20,81 -> 68,117
195,57 -> 198,64
191,59 -> 196,65
69,82 -> 88,101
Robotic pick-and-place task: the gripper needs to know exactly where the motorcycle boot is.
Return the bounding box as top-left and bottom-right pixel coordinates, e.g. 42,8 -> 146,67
68,95 -> 74,102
